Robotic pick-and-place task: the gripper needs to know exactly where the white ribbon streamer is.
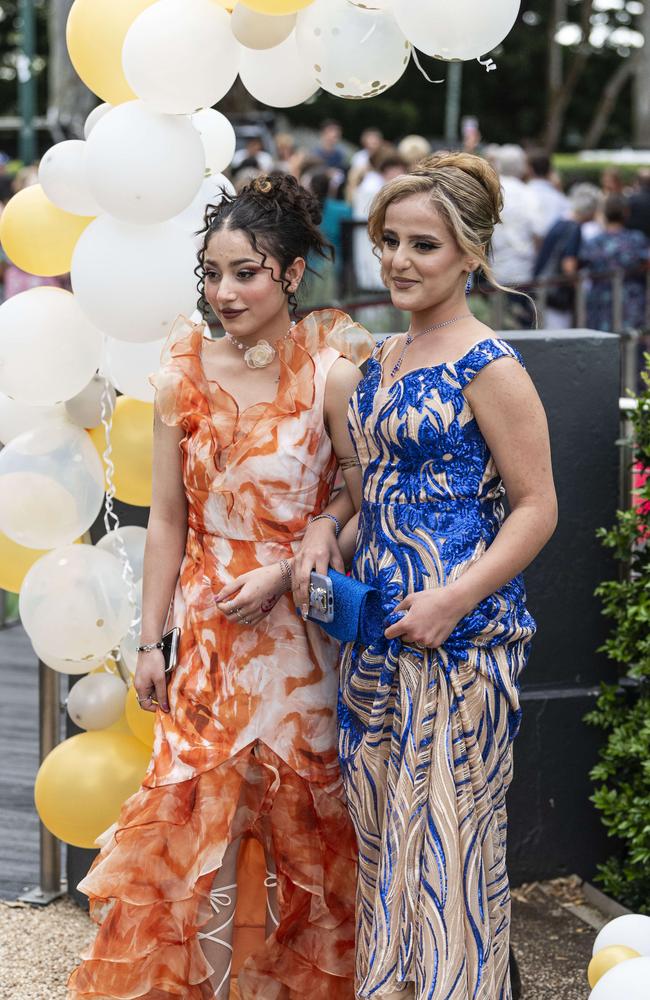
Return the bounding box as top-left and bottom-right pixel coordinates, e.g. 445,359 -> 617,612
99,379 -> 141,677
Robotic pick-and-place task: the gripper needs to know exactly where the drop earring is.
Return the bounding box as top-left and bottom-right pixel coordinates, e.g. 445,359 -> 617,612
465,272 -> 473,295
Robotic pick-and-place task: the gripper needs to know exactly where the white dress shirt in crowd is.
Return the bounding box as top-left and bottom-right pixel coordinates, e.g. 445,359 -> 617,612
491,176 -> 537,286
527,177 -> 570,240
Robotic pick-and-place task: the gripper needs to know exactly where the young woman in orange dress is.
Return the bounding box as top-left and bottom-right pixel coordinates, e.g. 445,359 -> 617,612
68,174 -> 374,1000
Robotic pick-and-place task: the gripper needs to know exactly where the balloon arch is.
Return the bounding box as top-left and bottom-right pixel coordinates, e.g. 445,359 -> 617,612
0,0 -> 522,878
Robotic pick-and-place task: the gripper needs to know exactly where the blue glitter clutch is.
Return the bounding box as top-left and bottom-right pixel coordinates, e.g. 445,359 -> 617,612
304,569 -> 384,645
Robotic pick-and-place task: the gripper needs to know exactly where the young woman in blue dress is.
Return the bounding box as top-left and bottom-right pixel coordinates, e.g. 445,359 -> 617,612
294,152 -> 558,1000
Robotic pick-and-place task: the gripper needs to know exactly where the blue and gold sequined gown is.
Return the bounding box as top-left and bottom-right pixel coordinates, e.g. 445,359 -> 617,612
339,338 -> 536,1000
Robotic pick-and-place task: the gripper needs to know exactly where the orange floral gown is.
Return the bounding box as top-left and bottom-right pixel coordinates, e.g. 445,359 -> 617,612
68,310 -> 374,1000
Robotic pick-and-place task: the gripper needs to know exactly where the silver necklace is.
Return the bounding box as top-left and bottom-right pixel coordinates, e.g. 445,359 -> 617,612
389,313 -> 472,379
224,322 -> 295,370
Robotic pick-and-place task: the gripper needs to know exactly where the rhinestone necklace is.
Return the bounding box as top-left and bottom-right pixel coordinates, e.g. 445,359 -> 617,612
389,313 -> 472,379
224,322 -> 296,370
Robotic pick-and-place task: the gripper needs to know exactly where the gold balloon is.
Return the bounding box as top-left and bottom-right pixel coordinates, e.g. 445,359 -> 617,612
125,683 -> 156,748
239,0 -> 314,13
89,397 -> 154,507
588,945 -> 641,988
0,531 -> 49,594
66,0 -> 157,105
34,731 -> 151,849
0,186 -> 92,277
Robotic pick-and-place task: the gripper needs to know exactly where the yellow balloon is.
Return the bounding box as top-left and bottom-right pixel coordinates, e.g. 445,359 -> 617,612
0,186 -> 92,277
66,0 -> 157,105
125,683 -> 156,748
588,945 -> 641,988
89,397 -> 154,507
34,731 -> 151,849
0,531 -> 49,594
106,712 -> 133,736
239,0 -> 314,13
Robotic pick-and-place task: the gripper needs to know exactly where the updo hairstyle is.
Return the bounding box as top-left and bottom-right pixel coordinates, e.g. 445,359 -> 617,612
197,172 -> 332,317
367,151 -> 504,288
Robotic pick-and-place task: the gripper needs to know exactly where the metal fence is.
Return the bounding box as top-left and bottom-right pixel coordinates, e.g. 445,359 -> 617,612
317,219 -> 650,349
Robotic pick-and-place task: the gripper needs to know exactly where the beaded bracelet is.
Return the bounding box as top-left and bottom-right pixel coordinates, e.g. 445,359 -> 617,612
136,640 -> 164,653
309,513 -> 341,537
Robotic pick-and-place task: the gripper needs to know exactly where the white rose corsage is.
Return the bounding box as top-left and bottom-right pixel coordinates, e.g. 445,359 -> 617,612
243,340 -> 276,369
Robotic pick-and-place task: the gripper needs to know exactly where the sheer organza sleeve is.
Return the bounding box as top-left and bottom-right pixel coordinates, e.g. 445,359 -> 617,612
148,315 -> 204,428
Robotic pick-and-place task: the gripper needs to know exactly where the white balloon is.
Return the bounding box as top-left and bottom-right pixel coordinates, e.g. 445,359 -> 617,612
102,336 -> 165,404
593,914 -> 650,957
391,0 -> 520,61
0,288 -> 104,406
231,7 -> 296,49
71,217 -> 198,343
0,393 -> 64,445
85,102 -> 205,225
240,32 -> 319,108
84,103 -> 112,138
590,957 -> 650,1000
67,672 -> 127,731
123,0 -> 241,115
38,140 -> 101,217
20,545 -> 135,661
191,109 -> 236,177
0,421 -> 104,549
65,375 -> 116,429
173,173 -> 236,242
97,526 -> 147,584
118,579 -> 143,675
296,0 -> 410,99
33,641 -> 104,675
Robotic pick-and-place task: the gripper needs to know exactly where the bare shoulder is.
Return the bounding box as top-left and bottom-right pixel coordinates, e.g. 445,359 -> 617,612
464,353 -> 546,441
325,355 -> 363,395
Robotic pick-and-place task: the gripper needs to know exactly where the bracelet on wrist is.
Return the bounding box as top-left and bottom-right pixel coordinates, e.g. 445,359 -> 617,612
279,558 -> 292,592
309,513 -> 341,537
136,640 -> 163,653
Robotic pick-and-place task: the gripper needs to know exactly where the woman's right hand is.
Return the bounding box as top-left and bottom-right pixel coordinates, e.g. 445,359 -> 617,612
134,649 -> 169,714
292,519 -> 345,617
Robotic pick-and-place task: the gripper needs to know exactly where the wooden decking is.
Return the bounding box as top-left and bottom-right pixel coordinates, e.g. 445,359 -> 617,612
0,624 -> 41,899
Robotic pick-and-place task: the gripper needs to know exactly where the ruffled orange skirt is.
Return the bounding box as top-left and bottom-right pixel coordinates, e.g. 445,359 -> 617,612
68,741 -> 357,999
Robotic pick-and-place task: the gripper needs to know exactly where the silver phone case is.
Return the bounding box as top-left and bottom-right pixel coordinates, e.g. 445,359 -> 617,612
309,572 -> 335,624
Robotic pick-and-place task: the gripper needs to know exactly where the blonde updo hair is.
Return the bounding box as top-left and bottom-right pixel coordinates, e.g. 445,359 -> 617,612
367,151 -> 504,287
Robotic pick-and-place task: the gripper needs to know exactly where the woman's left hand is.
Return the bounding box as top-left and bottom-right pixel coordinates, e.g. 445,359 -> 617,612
383,586 -> 468,649
215,564 -> 285,628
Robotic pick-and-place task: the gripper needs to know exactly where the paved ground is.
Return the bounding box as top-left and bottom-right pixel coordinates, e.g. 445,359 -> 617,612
0,623 -> 41,899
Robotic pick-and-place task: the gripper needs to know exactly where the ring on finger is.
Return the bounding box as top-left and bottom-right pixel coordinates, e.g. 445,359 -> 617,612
137,694 -> 152,705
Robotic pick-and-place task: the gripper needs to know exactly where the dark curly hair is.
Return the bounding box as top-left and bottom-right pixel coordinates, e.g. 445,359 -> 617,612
196,172 -> 332,319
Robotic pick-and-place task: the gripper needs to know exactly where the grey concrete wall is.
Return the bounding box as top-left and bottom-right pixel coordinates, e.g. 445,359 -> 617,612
505,329 -> 620,884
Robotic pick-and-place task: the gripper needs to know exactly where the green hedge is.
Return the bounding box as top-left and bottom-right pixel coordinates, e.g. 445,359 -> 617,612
554,154 -> 644,189
587,372 -> 650,913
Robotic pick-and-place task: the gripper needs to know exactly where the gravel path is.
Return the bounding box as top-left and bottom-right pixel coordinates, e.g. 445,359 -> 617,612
0,897 -> 94,1000
0,878 -> 599,999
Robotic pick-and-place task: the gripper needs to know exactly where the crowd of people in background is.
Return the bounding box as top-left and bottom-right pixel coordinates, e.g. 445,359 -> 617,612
1,117 -> 650,333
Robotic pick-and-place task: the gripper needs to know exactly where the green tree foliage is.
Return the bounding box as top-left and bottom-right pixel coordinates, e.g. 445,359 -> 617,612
587,373 -> 650,913
0,1 -> 48,116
